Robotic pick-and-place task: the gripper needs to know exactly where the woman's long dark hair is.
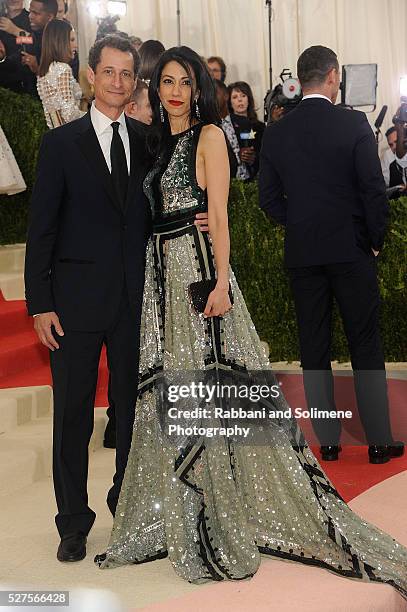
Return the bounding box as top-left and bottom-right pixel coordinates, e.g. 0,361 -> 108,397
38,19 -> 73,78
227,81 -> 258,122
147,46 -> 220,158
138,39 -> 165,81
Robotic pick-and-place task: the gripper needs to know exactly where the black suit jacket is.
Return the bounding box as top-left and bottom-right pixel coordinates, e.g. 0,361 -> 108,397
258,98 -> 389,267
24,112 -> 152,331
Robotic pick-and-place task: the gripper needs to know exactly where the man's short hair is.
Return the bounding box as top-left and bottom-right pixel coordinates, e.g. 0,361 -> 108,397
385,126 -> 397,139
207,55 -> 226,81
88,34 -> 140,76
297,45 -> 339,88
37,0 -> 58,15
130,79 -> 148,103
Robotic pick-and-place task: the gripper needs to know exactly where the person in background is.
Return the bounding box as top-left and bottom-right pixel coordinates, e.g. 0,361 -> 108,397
381,124 -> 407,196
215,78 -> 242,179
18,0 -> 57,94
129,35 -> 142,51
125,79 -> 152,125
259,45 -> 404,465
37,18 -> 84,128
138,39 -> 164,83
228,80 -> 265,179
0,0 -> 33,93
55,0 -> 78,81
0,0 -> 30,50
393,106 -> 407,188
56,0 -> 66,19
207,55 -> 226,82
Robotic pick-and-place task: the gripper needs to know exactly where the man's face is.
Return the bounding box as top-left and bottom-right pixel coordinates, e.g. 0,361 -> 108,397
6,0 -> 24,11
87,47 -> 135,113
208,60 -> 222,81
56,0 -> 66,19
387,131 -> 397,154
29,0 -> 53,31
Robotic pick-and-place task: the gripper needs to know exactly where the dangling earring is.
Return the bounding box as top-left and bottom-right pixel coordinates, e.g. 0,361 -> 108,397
159,102 -> 164,123
195,99 -> 201,119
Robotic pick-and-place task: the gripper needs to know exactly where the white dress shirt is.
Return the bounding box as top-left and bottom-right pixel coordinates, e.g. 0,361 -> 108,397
90,101 -> 130,174
302,94 -> 332,103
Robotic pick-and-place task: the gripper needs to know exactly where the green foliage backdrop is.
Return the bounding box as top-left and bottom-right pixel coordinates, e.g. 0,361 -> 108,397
1,86 -> 405,361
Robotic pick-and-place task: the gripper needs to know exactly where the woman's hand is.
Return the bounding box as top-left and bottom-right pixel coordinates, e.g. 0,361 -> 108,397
203,285 -> 232,318
240,146 -> 256,165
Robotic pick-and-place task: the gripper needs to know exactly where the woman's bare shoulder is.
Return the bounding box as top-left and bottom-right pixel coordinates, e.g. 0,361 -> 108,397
200,123 -> 225,142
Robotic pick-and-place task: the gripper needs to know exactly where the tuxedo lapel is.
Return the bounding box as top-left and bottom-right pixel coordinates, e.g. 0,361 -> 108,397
75,113 -> 121,214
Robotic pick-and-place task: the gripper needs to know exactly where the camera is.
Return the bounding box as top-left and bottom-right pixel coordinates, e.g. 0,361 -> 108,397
264,69 -> 302,126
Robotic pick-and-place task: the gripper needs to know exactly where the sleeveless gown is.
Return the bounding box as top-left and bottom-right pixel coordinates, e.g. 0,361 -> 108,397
98,123 -> 407,599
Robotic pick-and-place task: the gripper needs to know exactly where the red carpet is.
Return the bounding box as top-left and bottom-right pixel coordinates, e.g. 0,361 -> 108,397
1,292 -> 406,502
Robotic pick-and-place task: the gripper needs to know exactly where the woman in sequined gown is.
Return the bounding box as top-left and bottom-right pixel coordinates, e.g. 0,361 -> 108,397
98,47 -> 407,599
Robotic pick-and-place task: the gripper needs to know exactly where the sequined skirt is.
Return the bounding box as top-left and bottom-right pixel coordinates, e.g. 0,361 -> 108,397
99,215 -> 407,598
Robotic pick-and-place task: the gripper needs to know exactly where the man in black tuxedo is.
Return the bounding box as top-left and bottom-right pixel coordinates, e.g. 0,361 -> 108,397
259,45 -> 404,465
24,34 -> 148,562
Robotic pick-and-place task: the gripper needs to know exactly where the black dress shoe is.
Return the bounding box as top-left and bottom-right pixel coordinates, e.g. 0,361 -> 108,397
320,445 -> 342,461
57,532 -> 87,562
389,441 -> 405,458
103,421 -> 116,449
368,445 -> 390,464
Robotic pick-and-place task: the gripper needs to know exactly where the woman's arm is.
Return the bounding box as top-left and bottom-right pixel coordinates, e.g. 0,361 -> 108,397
198,124 -> 232,317
56,64 -> 85,124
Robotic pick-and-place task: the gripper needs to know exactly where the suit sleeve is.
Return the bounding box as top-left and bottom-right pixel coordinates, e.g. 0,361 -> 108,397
24,131 -> 65,315
354,115 -> 389,250
258,126 -> 287,225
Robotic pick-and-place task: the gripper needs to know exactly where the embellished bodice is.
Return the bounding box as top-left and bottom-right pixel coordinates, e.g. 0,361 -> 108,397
143,123 -> 207,224
37,61 -> 84,129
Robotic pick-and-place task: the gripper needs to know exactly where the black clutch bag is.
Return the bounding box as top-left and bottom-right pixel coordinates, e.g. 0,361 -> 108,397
188,279 -> 234,314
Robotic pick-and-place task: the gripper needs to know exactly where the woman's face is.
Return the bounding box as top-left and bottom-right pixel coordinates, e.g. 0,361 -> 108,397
69,29 -> 77,58
230,88 -> 248,116
158,60 -> 197,121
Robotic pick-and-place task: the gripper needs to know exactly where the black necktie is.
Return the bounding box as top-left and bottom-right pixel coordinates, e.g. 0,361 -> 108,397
110,121 -> 128,210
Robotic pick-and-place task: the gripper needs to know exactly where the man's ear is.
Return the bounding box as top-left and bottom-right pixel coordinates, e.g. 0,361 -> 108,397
87,65 -> 95,87
125,101 -> 138,117
326,67 -> 337,85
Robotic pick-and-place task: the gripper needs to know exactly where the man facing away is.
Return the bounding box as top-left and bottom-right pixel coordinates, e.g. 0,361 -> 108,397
259,45 -> 404,464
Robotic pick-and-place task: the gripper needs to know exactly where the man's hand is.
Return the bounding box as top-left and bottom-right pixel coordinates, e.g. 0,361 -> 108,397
0,39 -> 5,61
194,212 -> 209,232
0,17 -> 21,37
34,312 -> 64,351
21,51 -> 39,74
372,249 -> 379,257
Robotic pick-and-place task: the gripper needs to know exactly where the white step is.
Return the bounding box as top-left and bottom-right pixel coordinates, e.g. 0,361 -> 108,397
0,243 -> 25,273
0,271 -> 25,300
0,410 -> 107,496
0,386 -> 52,435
